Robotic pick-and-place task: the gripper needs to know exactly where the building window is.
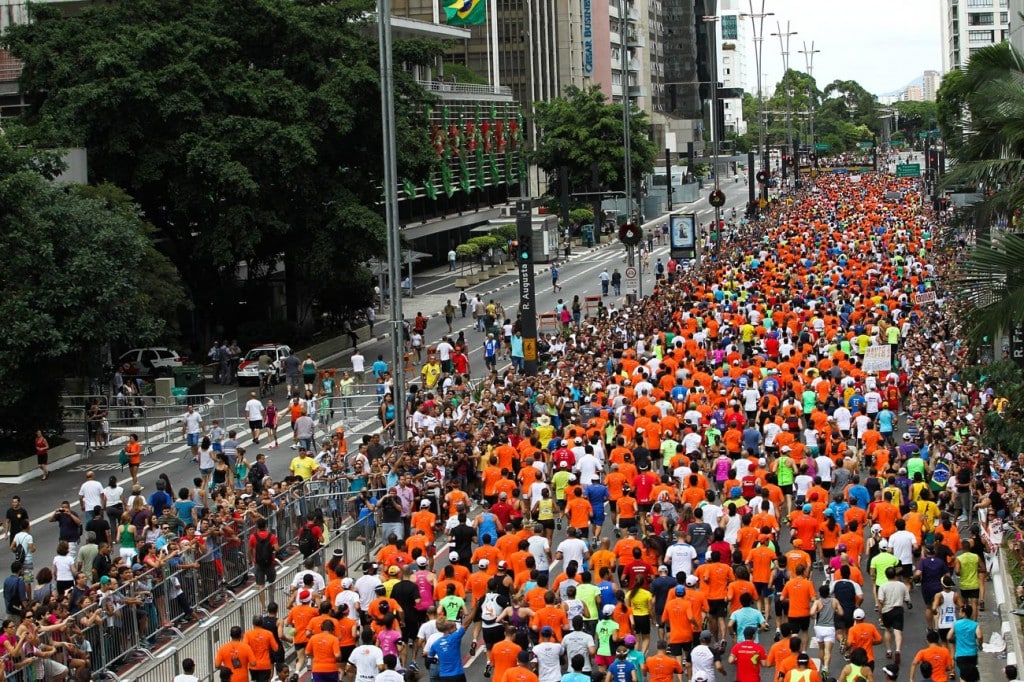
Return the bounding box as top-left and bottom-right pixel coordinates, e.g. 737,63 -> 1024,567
967,0 -> 992,6
1001,12 -> 1009,22
968,12 -> 994,24
969,29 -> 995,42
721,14 -> 738,40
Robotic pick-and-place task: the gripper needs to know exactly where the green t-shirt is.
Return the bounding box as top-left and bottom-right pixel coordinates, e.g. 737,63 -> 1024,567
870,552 -> 900,586
886,326 -> 900,344
595,619 -> 620,656
552,470 -> 573,500
957,551 -> 981,590
906,457 -> 926,482
577,583 -> 602,622
439,595 -> 465,620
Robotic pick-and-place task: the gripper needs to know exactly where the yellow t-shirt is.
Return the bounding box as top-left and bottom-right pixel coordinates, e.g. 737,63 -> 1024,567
627,588 -> 653,616
421,363 -> 441,388
290,456 -> 317,480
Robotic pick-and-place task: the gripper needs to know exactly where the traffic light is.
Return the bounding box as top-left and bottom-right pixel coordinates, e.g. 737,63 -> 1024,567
519,240 -> 531,261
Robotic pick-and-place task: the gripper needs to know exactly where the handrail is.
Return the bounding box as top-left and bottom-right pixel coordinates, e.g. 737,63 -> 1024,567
416,79 -> 513,97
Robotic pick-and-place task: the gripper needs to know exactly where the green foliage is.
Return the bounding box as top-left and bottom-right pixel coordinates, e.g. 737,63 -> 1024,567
467,235 -> 500,251
2,0 -> 441,328
960,361 -> 1024,453
441,62 -> 488,85
531,85 -> 658,195
455,243 -> 480,259
937,68 -> 967,155
0,135 -> 178,439
950,232 -> 1024,346
491,224 -> 518,242
569,208 -> 594,225
891,101 -> 937,143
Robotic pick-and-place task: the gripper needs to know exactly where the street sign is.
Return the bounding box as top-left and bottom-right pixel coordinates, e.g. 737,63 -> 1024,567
709,189 -> 726,207
814,143 -> 830,152
624,266 -> 638,279
522,337 -> 536,361
896,163 -> 921,178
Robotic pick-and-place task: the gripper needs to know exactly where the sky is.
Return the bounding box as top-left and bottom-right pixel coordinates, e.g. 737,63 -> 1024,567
741,0 -> 943,96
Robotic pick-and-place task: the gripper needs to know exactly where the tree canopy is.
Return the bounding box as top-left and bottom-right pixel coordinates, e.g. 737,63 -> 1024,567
0,130 -> 183,441
531,86 -> 658,196
2,0 -> 441,338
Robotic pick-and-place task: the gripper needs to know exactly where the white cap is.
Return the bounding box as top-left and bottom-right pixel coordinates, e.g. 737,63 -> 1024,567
341,577 -> 354,588
478,559 -> 491,568
879,539 -> 889,550
686,575 -> 699,587
853,608 -> 866,620
602,604 -> 615,616
420,499 -> 432,508
416,556 -> 428,567
449,551 -> 459,562
871,523 -> 883,534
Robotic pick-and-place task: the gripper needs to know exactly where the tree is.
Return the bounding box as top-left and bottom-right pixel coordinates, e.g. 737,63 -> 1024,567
891,101 -> 937,144
0,131 -> 182,444
3,0 -> 442,340
936,68 -> 967,155
532,86 -> 658,196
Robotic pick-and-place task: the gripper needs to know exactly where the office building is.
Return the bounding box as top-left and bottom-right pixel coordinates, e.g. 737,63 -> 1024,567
922,69 -> 939,101
940,0 -> 1010,72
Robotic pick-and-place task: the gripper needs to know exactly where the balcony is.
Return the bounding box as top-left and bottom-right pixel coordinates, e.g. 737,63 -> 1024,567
416,79 -> 514,101
627,31 -> 645,47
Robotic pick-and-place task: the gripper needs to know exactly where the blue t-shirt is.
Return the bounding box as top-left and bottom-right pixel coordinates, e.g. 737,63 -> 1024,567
608,659 -> 636,682
585,485 -> 609,517
730,606 -> 766,641
847,485 -> 870,510
876,410 -> 895,433
173,500 -> 196,523
598,581 -> 617,606
953,618 -> 978,657
427,624 -> 468,676
563,674 -> 591,682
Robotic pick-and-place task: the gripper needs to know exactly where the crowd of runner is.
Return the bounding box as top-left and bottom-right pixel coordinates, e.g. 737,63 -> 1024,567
193,168 -> 1024,682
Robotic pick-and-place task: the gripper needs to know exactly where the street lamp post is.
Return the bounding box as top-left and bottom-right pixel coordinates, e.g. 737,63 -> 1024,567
744,2 -> 773,203
620,0 -> 633,227
377,0 -> 406,439
771,21 -> 797,171
702,14 -> 722,255
799,41 -> 820,154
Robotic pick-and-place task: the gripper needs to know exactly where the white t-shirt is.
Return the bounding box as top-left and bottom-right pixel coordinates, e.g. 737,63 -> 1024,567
576,454 -> 603,486
375,671 -> 404,682
103,486 -> 124,508
534,641 -> 563,682
690,644 -> 718,682
291,569 -> 326,593
351,354 -> 366,373
528,536 -> 552,571
335,589 -> 361,617
815,455 -> 834,482
173,676 -> 200,682
183,411 -> 203,435
53,554 -> 75,581
665,542 -> 697,577
833,407 -> 852,431
416,619 -> 439,643
555,538 -> 587,569
245,399 -> 264,421
349,645 -> 384,682
888,530 -> 917,565
79,480 -> 104,510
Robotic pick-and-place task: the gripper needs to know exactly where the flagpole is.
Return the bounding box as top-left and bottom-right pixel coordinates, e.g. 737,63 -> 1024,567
490,0 -> 500,89
485,20 -> 492,92
433,0 -> 439,25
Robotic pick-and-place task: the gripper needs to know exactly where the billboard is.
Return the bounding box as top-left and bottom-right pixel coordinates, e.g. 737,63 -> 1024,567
670,214 -> 697,260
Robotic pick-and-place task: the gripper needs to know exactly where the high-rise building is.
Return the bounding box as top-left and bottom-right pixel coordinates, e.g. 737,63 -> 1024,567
717,0 -> 747,136
940,0 -> 1010,73
662,0 -> 717,154
922,69 -> 939,101
902,84 -> 924,101
1009,0 -> 1024,55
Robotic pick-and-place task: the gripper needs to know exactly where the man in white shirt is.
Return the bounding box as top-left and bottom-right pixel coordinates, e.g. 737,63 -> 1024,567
534,627 -> 564,682
244,392 -> 265,444
555,527 -> 589,569
351,350 -> 366,383
833,404 -> 853,440
665,532 -> 698,577
172,659 -> 200,682
181,404 -> 204,463
78,471 -> 105,523
888,519 -> 919,586
348,630 -> 385,682
355,562 -> 383,613
527,525 -> 552,574
575,450 -> 603,486
290,558 -> 327,594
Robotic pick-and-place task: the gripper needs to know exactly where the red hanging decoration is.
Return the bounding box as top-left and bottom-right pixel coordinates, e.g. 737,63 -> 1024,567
481,121 -> 492,153
465,119 -> 477,152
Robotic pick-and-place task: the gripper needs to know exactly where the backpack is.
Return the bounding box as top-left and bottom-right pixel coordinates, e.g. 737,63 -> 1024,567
12,535 -> 26,566
248,465 -> 264,492
297,524 -> 317,557
254,531 -> 274,566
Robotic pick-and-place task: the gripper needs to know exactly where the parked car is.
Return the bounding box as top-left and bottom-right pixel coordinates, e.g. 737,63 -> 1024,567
117,347 -> 187,378
236,344 -> 292,386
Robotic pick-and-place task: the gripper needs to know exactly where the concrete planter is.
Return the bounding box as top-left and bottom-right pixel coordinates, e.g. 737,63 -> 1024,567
466,273 -> 479,285
476,268 -> 490,282
488,266 -> 502,278
0,440 -> 78,477
454,277 -> 470,289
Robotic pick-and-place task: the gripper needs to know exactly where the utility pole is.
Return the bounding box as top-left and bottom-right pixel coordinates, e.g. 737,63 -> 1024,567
745,1 -> 773,202
771,21 -> 798,161
620,0 -> 633,225
377,0 -> 405,439
799,41 -> 820,154
703,14 -> 722,255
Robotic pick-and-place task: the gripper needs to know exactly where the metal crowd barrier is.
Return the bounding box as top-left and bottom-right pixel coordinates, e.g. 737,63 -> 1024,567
39,479 -> 389,681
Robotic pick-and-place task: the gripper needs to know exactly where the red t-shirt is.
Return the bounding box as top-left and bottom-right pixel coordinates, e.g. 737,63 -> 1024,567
732,640 -> 768,682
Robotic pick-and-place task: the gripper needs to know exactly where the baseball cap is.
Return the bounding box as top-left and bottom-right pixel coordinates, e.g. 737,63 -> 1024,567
699,630 -> 713,642
387,565 -> 400,576
341,577 -> 354,588
559,461 -> 569,469
298,589 -> 312,603
624,635 -> 637,646
540,626 -> 554,636
853,608 -> 866,620
479,559 -> 491,569
792,538 -> 803,547
449,551 -> 459,562
675,585 -> 686,596
417,556 -> 428,567
837,543 -> 847,551
99,576 -> 110,585
802,503 -> 811,513
517,651 -> 532,663
498,560 -> 508,570
871,523 -> 883,534
879,539 -> 889,549
131,563 -> 143,572
602,604 -> 616,616
686,575 -> 699,587
658,565 -> 669,573
420,500 -> 431,508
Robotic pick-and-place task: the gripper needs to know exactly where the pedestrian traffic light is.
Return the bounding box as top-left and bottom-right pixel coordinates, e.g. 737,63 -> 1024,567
519,240 -> 531,261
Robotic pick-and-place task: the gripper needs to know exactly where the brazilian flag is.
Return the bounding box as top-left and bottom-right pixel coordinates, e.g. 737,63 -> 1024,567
444,0 -> 486,25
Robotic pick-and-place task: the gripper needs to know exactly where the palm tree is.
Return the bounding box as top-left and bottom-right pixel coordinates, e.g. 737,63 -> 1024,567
943,43 -> 1024,343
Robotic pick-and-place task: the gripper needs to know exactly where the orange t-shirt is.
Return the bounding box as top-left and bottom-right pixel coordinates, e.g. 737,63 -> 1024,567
846,622 -> 882,661
617,496 -> 638,520
566,497 -> 592,529
491,641 -> 523,682
780,577 -> 815,617
696,562 -> 735,600
307,632 -> 342,674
